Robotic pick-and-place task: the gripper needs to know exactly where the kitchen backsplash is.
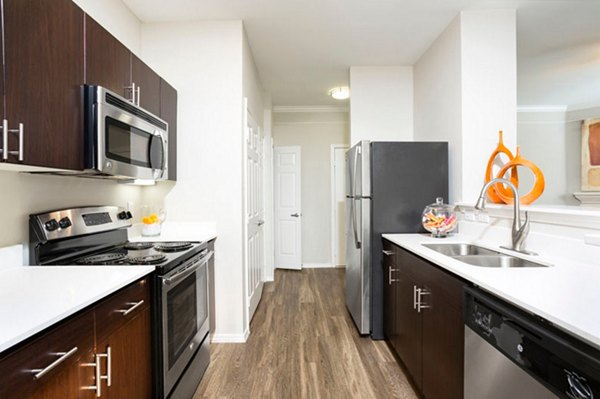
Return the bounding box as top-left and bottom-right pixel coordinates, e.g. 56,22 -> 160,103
0,170 -> 142,247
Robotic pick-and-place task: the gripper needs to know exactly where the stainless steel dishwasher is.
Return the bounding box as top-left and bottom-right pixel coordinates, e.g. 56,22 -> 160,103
464,287 -> 600,399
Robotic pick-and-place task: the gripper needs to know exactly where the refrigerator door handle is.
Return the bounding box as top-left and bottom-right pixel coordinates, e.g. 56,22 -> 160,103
353,199 -> 361,249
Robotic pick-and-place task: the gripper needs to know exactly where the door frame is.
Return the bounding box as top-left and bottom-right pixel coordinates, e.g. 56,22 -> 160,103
330,144 -> 350,267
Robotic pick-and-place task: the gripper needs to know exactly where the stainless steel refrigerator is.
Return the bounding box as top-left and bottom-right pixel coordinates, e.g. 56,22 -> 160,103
345,140 -> 448,338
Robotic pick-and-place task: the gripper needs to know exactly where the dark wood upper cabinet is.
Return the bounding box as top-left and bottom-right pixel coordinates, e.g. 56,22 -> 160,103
132,55 -> 161,116
3,0 -> 84,170
160,79 -> 178,180
84,15 -> 132,99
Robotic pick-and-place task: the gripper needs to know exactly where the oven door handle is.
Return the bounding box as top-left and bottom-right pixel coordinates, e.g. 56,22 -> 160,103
162,250 -> 214,286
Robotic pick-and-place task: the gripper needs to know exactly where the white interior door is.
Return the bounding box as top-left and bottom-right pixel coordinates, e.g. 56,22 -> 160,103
274,146 -> 302,270
244,105 -> 264,322
331,145 -> 348,266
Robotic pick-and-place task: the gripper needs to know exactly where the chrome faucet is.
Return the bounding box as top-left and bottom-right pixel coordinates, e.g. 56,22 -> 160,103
475,178 -> 537,256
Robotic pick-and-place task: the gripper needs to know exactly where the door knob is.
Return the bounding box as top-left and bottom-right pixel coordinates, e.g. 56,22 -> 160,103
257,220 -> 265,226
291,213 -> 301,217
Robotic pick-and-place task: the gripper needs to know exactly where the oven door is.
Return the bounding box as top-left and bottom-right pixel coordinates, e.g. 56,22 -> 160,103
160,250 -> 212,397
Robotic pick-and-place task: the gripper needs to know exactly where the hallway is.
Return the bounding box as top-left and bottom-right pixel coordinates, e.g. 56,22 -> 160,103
194,268 -> 417,398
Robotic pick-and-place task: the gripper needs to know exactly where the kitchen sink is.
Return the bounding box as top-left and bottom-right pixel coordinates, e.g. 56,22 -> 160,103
422,243 -> 500,256
422,243 -> 550,268
452,255 -> 549,268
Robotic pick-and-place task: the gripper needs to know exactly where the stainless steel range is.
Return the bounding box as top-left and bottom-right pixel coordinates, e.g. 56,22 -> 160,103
29,206 -> 213,399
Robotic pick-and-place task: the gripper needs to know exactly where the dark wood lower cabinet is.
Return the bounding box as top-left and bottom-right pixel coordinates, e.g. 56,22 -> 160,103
101,307 -> 152,399
0,277 -> 151,399
383,239 -> 465,399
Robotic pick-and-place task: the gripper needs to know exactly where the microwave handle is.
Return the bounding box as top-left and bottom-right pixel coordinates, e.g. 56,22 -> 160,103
149,131 -> 167,178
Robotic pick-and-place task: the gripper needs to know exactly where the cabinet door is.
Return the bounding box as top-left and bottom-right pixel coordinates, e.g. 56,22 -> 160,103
98,308 -> 152,399
94,278 -> 152,398
420,259 -> 465,399
85,15 -> 132,99
3,0 -> 84,170
132,55 -> 161,115
160,79 -> 178,180
383,240 -> 394,341
393,267 -> 423,389
0,310 -> 94,399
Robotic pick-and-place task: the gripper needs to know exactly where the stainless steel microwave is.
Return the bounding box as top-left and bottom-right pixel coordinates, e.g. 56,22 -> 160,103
84,85 -> 168,180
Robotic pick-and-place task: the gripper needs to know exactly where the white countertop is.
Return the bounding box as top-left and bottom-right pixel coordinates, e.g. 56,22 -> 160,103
383,233 -> 600,350
0,265 -> 155,353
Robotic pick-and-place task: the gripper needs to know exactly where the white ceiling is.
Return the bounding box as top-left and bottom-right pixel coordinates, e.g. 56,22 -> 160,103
123,0 -> 600,108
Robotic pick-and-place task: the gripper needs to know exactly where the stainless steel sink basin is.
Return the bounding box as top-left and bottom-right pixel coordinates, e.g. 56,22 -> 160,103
422,243 -> 500,256
452,255 -> 549,268
422,242 -> 550,268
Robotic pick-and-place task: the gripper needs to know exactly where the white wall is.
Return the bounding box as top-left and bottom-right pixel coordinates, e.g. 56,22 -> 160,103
140,21 -> 247,340
349,67 -> 413,145
460,10 -> 517,201
414,17 -> 462,204
72,0 -> 142,54
414,10 -> 517,203
273,111 -> 350,265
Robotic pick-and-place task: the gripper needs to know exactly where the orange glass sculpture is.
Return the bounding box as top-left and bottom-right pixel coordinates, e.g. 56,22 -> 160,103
495,146 -> 545,205
484,131 -> 518,203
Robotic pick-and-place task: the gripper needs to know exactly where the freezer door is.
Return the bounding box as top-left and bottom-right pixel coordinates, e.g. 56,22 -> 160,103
345,196 -> 371,335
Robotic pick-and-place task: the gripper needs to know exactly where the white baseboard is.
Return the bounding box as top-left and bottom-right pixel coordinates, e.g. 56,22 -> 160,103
302,263 -> 334,268
263,272 -> 274,282
211,329 -> 249,343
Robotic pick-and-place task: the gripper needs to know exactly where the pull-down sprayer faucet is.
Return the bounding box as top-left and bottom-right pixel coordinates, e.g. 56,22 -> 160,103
475,178 -> 537,256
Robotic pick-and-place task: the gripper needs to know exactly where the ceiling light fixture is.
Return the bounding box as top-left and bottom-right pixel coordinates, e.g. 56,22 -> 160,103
328,86 -> 350,100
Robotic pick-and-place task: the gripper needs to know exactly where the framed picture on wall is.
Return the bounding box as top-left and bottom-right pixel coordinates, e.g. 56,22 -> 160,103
582,117 -> 600,191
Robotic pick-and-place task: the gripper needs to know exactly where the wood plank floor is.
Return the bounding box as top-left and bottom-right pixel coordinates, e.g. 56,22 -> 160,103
193,268 -> 418,398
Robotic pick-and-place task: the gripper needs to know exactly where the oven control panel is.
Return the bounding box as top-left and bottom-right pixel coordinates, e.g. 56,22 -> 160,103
30,206 -> 133,242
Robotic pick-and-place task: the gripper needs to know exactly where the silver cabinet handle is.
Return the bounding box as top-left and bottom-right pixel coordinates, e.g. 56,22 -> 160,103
417,288 -> 431,313
82,353 -> 101,397
388,266 -> 399,285
83,346 -> 111,397
413,285 -> 418,310
8,123 -> 24,161
290,213 -> 301,217
136,85 -> 141,106
98,346 -> 111,387
1,119 -> 7,160
126,82 -> 137,104
117,300 -> 144,316
31,346 -> 78,380
382,250 -> 393,256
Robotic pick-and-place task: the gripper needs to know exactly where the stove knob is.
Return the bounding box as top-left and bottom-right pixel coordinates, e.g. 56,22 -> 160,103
58,217 -> 72,229
126,211 -> 133,219
117,211 -> 128,220
44,219 -> 59,231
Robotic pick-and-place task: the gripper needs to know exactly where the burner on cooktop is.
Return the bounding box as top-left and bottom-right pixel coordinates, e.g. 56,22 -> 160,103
128,254 -> 167,265
80,253 -> 128,265
124,242 -> 154,250
153,242 -> 193,252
